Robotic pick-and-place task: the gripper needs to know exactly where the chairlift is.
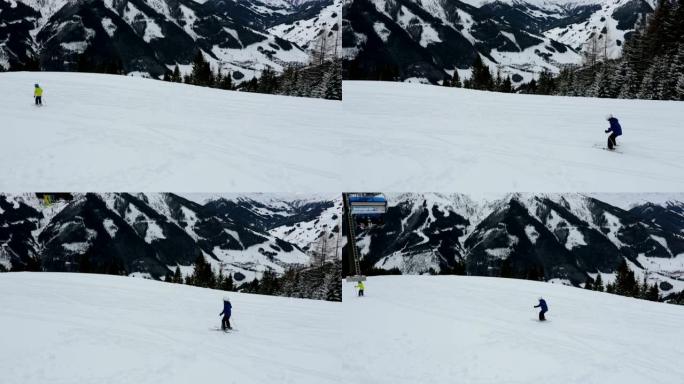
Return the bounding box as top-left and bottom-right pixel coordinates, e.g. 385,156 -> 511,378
343,193 -> 388,283
348,193 -> 387,229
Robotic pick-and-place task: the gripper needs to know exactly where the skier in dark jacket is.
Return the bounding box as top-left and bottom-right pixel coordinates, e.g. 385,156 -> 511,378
219,296 -> 232,330
534,297 -> 548,321
605,114 -> 622,150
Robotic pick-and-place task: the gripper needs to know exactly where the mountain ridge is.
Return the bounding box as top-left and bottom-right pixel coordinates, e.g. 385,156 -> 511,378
0,0 -> 341,80
0,193 -> 342,283
343,0 -> 654,84
346,193 -> 684,294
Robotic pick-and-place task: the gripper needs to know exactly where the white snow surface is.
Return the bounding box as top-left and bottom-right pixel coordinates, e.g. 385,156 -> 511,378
0,272 -> 341,384
0,72 -> 342,191
2,74 -> 684,191
342,275 -> 684,383
341,81 -> 684,192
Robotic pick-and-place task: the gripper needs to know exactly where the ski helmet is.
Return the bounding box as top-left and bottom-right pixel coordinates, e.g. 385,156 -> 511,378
605,114 -> 613,121
34,83 -> 39,87
223,296 -> 230,302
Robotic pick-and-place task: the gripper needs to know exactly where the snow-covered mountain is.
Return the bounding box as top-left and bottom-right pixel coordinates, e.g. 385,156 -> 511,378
0,0 -> 341,80
0,272 -> 341,384
0,193 -> 341,283
343,0 -> 655,84
347,193 -> 684,294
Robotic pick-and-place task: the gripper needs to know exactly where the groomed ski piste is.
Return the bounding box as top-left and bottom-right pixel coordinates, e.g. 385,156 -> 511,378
0,273 -> 341,384
0,72 -> 344,191
341,82 -> 684,192
342,276 -> 684,384
2,73 -> 684,191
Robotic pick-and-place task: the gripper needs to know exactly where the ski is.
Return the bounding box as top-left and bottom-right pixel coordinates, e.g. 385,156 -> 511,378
593,144 -> 622,153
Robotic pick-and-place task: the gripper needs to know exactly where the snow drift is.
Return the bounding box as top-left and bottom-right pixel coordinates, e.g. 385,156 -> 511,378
0,272 -> 341,384
342,275 -> 684,383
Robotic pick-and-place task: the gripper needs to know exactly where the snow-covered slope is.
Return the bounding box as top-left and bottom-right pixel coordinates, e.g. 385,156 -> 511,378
0,272 -> 341,384
0,72 -> 343,191
340,81 -> 684,192
342,275 -> 684,383
2,74 -> 684,192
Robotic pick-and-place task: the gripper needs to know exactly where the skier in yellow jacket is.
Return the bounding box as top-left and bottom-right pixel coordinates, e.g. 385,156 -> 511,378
356,281 -> 365,297
34,84 -> 43,106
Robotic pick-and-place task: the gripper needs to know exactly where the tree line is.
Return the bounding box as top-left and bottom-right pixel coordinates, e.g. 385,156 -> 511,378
163,253 -> 341,302
352,253 -> 665,303
584,260 -> 661,302
442,55 -> 514,93
162,51 -> 342,100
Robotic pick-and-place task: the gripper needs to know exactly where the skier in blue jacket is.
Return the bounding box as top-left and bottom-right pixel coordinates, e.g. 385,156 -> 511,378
534,297 -> 548,321
219,296 -> 232,330
605,114 -> 622,150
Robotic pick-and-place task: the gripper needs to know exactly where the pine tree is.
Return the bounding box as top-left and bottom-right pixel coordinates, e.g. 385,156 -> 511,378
653,55 -> 673,99
614,259 -> 636,297
646,283 -> 660,301
190,51 -> 213,87
500,76 -> 513,93
451,70 -> 462,88
471,55 -> 494,91
584,275 -> 594,290
594,273 -> 604,292
537,69 -> 557,94
189,254 -> 216,288
259,270 -> 280,296
221,273 -> 234,291
640,274 -> 650,299
500,258 -> 513,278
592,64 -> 613,98
172,65 -> 182,83
220,71 -> 233,90
173,266 -> 182,284
636,63 -> 658,99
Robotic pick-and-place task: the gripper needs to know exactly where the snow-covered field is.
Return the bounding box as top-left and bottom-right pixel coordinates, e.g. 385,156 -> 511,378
342,275 -> 684,383
2,74 -> 684,191
0,72 -> 343,191
342,81 -> 684,192
0,273 -> 341,384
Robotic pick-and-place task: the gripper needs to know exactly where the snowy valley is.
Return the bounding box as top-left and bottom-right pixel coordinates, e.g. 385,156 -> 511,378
343,0 -> 655,84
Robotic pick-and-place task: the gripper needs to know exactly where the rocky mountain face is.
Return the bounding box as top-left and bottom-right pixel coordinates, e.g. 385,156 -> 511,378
345,193 -> 684,294
343,0 -> 654,84
0,0 -> 341,80
0,193 -> 341,284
